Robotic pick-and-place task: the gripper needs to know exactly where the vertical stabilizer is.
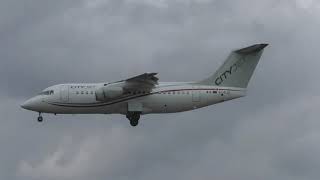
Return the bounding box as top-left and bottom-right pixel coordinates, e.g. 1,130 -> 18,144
199,44 -> 268,88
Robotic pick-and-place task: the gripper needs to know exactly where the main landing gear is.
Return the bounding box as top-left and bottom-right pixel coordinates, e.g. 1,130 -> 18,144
126,112 -> 141,127
37,112 -> 43,122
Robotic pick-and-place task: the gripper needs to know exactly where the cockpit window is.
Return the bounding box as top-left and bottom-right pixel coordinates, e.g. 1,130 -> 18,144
39,90 -> 54,95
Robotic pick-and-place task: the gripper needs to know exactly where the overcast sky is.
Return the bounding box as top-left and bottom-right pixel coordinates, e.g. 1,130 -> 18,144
1,0 -> 320,179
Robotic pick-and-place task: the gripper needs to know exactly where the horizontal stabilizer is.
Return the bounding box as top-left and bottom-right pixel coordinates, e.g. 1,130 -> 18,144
235,44 -> 268,54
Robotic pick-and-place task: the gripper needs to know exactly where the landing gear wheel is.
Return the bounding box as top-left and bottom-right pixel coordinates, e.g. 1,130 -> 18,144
37,112 -> 43,122
37,116 -> 43,122
130,119 -> 139,127
126,112 -> 141,127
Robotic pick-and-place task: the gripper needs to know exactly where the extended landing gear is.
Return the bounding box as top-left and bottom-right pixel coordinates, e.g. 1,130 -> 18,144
37,112 -> 43,122
126,112 -> 141,127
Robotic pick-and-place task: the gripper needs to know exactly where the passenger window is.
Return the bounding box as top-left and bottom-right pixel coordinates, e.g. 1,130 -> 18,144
76,91 -> 79,94
86,91 -> 88,94
81,91 -> 84,94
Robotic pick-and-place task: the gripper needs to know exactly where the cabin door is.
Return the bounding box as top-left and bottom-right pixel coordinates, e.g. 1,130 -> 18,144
192,86 -> 201,102
60,85 -> 69,102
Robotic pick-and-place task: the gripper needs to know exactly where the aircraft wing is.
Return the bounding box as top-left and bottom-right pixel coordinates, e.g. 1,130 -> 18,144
123,73 -> 159,90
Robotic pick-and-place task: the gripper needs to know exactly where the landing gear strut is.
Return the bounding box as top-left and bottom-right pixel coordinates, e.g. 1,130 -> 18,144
37,112 -> 43,122
126,112 -> 141,127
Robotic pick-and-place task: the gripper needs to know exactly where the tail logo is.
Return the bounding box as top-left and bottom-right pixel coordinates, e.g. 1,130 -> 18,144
215,57 -> 246,85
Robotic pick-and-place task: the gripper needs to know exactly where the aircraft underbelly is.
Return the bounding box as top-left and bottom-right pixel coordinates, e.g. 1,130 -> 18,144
141,93 -> 207,114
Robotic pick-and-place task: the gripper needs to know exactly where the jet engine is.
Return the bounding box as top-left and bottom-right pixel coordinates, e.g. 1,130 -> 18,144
95,86 -> 124,102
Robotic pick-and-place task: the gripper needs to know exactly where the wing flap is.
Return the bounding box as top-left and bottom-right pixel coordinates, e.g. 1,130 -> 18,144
124,73 -> 159,90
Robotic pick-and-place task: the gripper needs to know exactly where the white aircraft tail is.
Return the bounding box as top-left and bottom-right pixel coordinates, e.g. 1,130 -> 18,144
199,43 -> 268,88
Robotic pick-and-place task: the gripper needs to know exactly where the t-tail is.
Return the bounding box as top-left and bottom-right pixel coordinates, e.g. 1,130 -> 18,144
198,43 -> 268,88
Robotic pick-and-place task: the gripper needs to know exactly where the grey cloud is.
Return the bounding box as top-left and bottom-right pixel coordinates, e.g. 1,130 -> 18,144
0,0 -> 320,180
15,95 -> 320,180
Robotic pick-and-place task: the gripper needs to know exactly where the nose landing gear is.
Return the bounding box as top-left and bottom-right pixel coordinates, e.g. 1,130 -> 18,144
126,112 -> 141,127
37,112 -> 43,122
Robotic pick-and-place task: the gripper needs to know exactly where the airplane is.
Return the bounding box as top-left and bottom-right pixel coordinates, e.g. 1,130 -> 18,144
21,43 -> 268,126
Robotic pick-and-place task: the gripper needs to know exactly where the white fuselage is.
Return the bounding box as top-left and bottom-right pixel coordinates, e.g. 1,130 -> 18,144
22,82 -> 246,115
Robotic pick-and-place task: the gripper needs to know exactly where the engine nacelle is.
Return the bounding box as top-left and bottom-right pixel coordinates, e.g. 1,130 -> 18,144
95,86 -> 124,102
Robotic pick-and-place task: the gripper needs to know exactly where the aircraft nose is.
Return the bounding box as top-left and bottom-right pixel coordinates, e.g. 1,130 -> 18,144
21,98 -> 40,111
21,99 -> 32,110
